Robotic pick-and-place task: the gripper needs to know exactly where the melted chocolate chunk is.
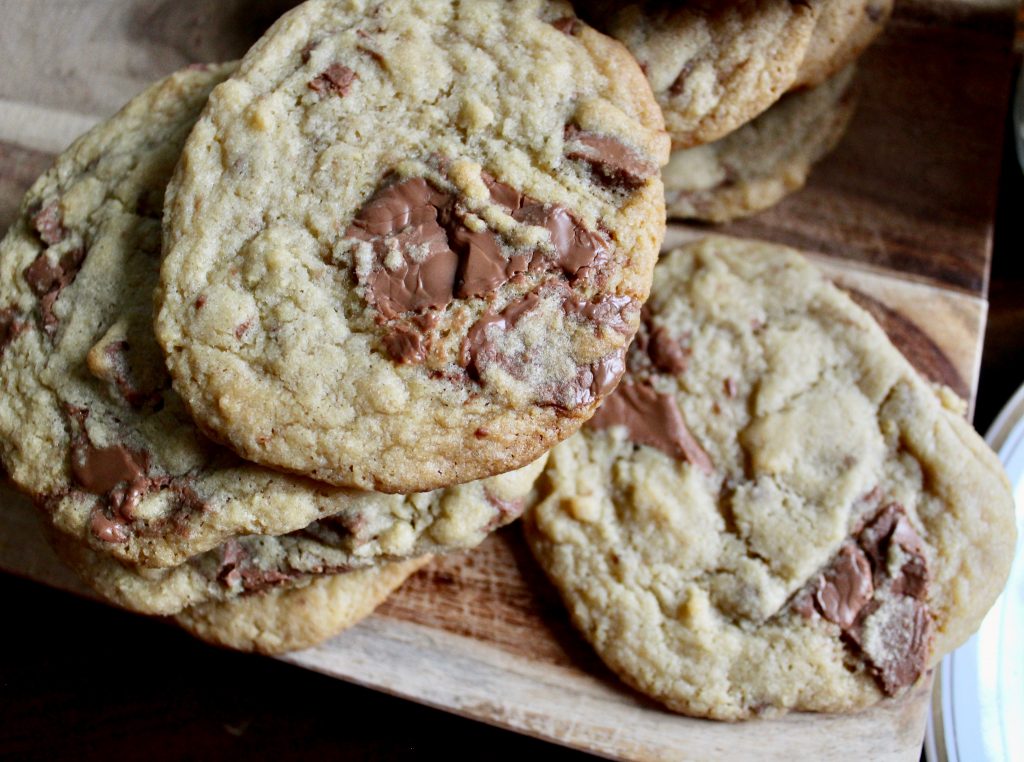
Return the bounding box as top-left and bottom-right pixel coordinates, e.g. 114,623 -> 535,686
796,503 -> 932,696
563,294 -> 636,335
89,507 -> 129,544
382,323 -> 429,364
484,489 -> 526,529
564,125 -> 659,189
31,202 -> 65,245
460,291 -> 541,380
549,350 -> 626,409
23,247 -> 87,335
452,226 -> 529,298
216,539 -> 305,593
587,381 -> 714,474
70,440 -> 148,495
102,340 -> 167,409
0,307 -> 26,356
551,16 -> 580,35
309,63 -> 357,96
511,202 -> 609,278
814,544 -> 874,629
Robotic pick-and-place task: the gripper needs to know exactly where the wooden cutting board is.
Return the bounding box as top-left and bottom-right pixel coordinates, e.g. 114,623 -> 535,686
0,1 -> 1015,759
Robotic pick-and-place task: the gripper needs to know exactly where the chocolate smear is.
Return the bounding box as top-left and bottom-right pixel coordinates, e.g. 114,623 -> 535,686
383,323 -> 429,364
565,125 -> 658,189
563,294 -> 636,335
460,291 -> 541,380
588,381 -> 714,474
309,63 -> 357,96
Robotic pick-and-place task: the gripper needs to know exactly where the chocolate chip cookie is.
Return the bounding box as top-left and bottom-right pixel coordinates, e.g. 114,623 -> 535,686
174,556 -> 429,654
157,0 -> 670,493
579,0 -> 821,148
0,64 -> 545,570
49,454 -> 539,615
664,66 -> 856,222
524,236 -> 1016,719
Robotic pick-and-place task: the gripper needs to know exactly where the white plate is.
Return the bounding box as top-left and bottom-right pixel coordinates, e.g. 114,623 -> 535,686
925,381 -> 1024,762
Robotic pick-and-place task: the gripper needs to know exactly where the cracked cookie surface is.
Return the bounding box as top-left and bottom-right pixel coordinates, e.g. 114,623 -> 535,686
524,236 -> 1016,719
0,65 -> 544,571
157,0 -> 669,493
664,65 -> 856,222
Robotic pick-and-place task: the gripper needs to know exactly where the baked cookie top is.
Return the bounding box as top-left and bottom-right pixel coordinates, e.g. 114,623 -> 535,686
156,0 -> 669,494
664,65 -> 856,222
525,236 -> 1016,719
580,0 -> 821,148
794,0 -> 892,88
0,65 -> 544,570
173,556 -> 429,654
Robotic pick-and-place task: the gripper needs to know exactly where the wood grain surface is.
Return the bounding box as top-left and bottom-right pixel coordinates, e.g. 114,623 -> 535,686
0,1 -> 1016,760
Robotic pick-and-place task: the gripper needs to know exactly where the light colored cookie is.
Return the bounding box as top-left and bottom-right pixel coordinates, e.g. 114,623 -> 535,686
794,0 -> 892,88
525,235 -> 1016,720
579,0 -> 821,148
0,65 -> 545,570
173,556 -> 430,655
664,66 -> 856,223
49,453 -> 541,615
157,0 -> 669,494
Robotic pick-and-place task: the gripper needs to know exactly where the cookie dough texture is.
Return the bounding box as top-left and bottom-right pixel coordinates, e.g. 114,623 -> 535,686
158,0 -> 670,494
173,557 -> 429,654
0,64 -> 544,571
664,66 -> 856,222
525,236 -> 1016,719
580,0 -> 821,148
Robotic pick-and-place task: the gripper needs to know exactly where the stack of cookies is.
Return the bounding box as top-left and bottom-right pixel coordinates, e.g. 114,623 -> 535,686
0,0 -> 1016,722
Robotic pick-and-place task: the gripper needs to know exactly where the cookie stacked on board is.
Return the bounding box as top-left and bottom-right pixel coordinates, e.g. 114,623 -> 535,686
0,0 -> 1016,725
0,0 -> 669,654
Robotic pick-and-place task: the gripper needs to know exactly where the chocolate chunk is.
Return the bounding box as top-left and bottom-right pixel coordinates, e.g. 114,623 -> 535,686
382,323 -> 429,364
551,16 -> 580,35
482,174 -> 523,211
349,178 -> 460,318
89,506 -> 129,544
858,503 -> 929,594
102,340 -> 167,409
452,225 -> 529,298
587,381 -> 714,474
70,440 -> 148,496
648,326 -> 689,374
553,350 -> 626,409
23,247 -> 87,334
460,291 -> 541,380
309,63 -> 357,96
564,125 -> 658,189
216,539 -> 299,593
512,202 -> 609,277
865,597 -> 932,695
31,202 -> 65,245
669,59 -> 697,97
563,294 -> 637,335
300,40 -> 318,64
484,489 -> 526,529
0,307 -> 26,356
813,544 -> 874,629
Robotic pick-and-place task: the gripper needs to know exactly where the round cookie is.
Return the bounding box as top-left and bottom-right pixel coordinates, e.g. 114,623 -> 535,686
173,556 -> 430,654
794,0 -> 892,88
0,65 -> 545,570
524,236 -> 1016,720
664,66 -> 856,223
50,454 -> 541,615
157,0 -> 670,493
578,0 -> 821,148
